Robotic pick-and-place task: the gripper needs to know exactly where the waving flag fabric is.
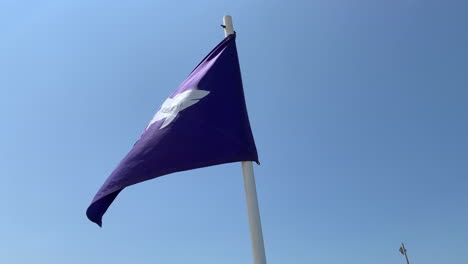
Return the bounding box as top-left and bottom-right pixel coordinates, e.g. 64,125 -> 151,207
399,246 -> 406,255
86,34 -> 259,226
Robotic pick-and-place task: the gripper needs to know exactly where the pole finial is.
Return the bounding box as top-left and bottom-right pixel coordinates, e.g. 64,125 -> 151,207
222,15 -> 234,37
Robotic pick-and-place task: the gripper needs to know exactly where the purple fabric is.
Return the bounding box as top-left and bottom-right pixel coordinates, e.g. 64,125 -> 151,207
86,34 -> 259,226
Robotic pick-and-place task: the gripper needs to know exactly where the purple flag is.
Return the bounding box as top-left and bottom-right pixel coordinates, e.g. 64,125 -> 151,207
86,34 -> 259,226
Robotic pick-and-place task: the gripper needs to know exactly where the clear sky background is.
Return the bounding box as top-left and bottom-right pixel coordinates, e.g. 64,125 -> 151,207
1,0 -> 467,263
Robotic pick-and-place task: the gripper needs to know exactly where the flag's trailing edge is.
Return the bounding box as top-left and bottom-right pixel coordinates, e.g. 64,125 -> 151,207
86,34 -> 259,227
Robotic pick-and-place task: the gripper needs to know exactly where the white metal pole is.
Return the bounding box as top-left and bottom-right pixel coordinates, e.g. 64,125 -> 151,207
222,15 -> 267,264
222,15 -> 235,36
241,161 -> 267,264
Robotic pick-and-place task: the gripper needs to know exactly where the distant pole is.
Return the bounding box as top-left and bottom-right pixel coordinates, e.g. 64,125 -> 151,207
222,15 -> 267,264
400,243 -> 410,264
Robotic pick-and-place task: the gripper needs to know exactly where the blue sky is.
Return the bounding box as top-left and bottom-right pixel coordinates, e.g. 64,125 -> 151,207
1,0 -> 467,263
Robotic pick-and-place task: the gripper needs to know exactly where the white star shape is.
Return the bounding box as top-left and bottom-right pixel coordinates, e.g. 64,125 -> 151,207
147,89 -> 210,129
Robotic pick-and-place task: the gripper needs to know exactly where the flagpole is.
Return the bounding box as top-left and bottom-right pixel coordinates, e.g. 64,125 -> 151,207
401,243 -> 410,264
241,161 -> 267,264
222,15 -> 267,264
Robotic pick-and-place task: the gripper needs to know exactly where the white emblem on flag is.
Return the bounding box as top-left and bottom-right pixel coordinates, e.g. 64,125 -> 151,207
147,89 -> 210,129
